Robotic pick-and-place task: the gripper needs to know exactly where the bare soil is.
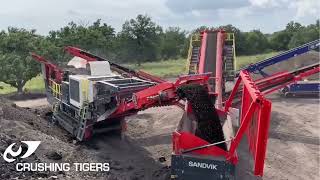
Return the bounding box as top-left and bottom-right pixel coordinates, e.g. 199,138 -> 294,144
263,94 -> 320,180
6,93 -> 47,101
14,98 -> 49,108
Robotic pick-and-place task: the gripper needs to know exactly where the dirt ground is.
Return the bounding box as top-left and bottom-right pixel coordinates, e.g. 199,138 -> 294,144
0,92 -> 318,180
14,98 -> 49,108
263,95 -> 319,180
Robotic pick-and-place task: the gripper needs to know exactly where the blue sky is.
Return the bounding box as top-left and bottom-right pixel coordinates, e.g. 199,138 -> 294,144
0,0 -> 319,34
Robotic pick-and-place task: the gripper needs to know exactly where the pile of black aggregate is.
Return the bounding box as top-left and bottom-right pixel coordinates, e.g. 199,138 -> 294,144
177,84 -> 227,150
0,134 -> 60,179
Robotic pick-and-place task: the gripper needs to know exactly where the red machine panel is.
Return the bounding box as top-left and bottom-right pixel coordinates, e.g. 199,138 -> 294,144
225,70 -> 272,176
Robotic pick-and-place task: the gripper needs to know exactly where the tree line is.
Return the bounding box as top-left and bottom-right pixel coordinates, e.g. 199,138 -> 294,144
0,14 -> 319,93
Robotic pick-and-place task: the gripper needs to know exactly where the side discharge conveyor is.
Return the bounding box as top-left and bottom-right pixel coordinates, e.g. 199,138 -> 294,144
238,39 -> 320,77
237,39 -> 320,97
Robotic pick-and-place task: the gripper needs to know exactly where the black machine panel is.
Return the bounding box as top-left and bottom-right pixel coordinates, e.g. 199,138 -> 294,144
171,154 -> 235,180
69,79 -> 80,103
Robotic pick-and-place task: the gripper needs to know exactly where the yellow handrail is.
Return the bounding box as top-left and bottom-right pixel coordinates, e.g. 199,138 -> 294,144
225,33 -> 234,41
81,79 -> 89,102
80,79 -> 90,120
49,79 -> 61,99
186,34 -> 201,73
225,33 -> 237,70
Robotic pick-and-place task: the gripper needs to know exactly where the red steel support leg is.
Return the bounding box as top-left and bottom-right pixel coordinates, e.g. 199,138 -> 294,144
224,76 -> 242,111
254,100 -> 271,176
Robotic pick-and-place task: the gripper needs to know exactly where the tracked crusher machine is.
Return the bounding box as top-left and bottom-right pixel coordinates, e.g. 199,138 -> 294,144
32,30 -> 319,179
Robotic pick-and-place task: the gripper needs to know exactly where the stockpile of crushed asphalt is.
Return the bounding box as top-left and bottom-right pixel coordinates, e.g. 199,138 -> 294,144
0,97 -> 70,142
0,133 -> 60,179
177,84 -> 227,150
0,97 -> 64,179
0,97 -> 111,179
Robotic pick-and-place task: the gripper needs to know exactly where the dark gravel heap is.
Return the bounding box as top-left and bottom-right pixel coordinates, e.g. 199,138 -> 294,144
177,84 -> 227,150
0,134 -> 59,179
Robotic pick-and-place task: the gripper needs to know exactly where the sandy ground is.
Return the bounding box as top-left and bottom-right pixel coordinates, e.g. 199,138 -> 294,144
0,92 -> 319,180
14,98 -> 49,108
263,95 -> 320,180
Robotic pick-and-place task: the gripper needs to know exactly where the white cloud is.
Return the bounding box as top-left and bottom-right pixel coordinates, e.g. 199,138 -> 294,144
165,0 -> 249,12
249,0 -> 320,18
0,0 -> 318,34
248,0 -> 281,7
290,0 -> 320,18
0,0 -> 172,34
217,6 -> 253,19
191,10 -> 201,17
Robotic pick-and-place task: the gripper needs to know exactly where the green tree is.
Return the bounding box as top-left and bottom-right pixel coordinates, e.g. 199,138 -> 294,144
218,24 -> 240,33
270,31 -> 292,50
0,28 -> 43,93
160,27 -> 187,59
285,21 -> 303,34
48,19 -> 116,62
269,21 -> 315,51
288,21 -> 320,49
218,24 -> 248,55
244,30 -> 270,54
190,24 -> 251,55
270,21 -> 302,51
118,14 -> 162,65
192,26 -> 212,33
